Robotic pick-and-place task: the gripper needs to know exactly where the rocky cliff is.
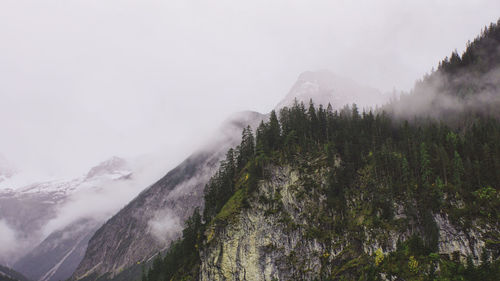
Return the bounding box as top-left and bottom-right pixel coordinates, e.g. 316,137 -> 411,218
200,161 -> 497,280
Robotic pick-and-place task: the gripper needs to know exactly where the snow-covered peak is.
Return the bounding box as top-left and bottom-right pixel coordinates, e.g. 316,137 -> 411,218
0,157 -> 132,197
85,156 -> 131,181
275,70 -> 388,110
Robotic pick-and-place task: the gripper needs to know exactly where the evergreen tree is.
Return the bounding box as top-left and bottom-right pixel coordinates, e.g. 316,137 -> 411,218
237,126 -> 255,170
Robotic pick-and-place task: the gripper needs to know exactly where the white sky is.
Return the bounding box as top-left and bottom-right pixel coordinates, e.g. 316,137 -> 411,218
1,0 -> 499,178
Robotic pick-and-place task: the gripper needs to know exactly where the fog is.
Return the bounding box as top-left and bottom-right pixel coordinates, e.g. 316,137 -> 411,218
388,65 -> 500,121
0,219 -> 19,261
148,209 -> 182,245
1,1 -> 500,178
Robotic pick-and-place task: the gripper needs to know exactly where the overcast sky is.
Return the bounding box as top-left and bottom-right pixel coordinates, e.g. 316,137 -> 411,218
1,0 -> 499,178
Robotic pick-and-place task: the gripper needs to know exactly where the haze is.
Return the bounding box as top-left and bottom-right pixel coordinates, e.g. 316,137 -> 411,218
1,0 -> 499,178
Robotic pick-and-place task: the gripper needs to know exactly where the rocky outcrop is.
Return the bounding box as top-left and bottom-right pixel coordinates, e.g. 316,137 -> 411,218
434,214 -> 486,263
201,166 -> 337,281
200,164 -> 497,281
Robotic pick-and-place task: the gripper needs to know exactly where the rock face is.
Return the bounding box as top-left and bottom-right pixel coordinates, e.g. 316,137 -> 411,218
200,164 -> 496,281
72,111 -> 265,280
201,166 -> 333,281
434,214 -> 486,263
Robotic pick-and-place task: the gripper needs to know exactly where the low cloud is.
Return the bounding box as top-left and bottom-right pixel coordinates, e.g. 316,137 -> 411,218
0,219 -> 20,264
148,209 -> 182,245
387,66 -> 500,121
41,154 -> 179,239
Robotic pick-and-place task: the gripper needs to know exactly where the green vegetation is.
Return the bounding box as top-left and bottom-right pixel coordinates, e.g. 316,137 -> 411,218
213,187 -> 247,224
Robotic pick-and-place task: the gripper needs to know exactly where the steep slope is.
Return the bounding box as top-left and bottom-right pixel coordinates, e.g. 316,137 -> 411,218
71,111 -> 265,280
201,163 -> 496,280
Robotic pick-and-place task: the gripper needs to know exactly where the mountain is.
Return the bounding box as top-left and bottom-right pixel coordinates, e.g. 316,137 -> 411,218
71,71 -> 383,281
140,21 -> 500,280
0,157 -> 133,281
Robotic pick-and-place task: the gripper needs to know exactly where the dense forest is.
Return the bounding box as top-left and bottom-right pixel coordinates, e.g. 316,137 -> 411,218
142,20 -> 500,280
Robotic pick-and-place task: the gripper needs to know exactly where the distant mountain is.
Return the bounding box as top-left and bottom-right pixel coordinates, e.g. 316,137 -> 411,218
85,157 -> 131,181
0,157 -> 133,281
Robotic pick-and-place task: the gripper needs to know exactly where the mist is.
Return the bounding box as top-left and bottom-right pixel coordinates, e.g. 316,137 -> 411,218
388,64 -> 500,121
40,154 -> 179,238
0,219 -> 19,262
1,1 -> 500,178
148,209 -> 182,245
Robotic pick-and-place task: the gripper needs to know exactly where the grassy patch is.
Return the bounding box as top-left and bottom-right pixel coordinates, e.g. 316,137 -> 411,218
214,188 -> 247,225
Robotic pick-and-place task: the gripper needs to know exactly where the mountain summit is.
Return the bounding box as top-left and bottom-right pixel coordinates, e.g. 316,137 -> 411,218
275,70 -> 387,110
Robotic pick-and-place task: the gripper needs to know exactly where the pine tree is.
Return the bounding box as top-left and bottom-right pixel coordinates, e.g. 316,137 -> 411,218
420,143 -> 431,186
453,151 -> 464,187
268,110 -> 281,151
237,126 -> 255,170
